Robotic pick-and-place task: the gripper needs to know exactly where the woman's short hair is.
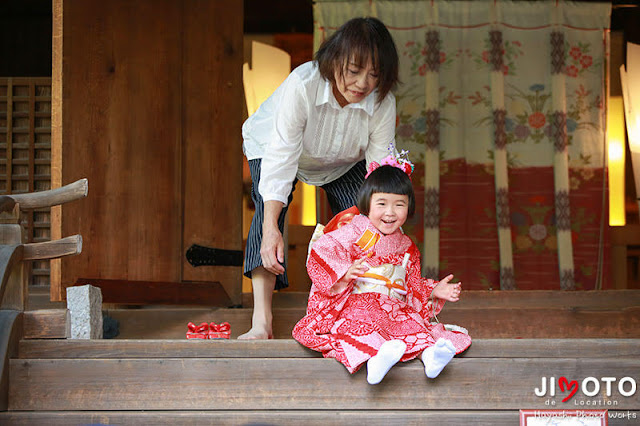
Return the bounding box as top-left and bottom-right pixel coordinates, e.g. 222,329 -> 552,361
357,165 -> 415,217
315,17 -> 399,103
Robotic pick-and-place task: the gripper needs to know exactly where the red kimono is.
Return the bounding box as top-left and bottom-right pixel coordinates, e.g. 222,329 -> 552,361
292,214 -> 471,373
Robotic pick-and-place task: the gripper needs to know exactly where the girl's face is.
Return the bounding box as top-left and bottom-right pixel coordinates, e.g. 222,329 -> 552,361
332,59 -> 379,107
368,192 -> 409,235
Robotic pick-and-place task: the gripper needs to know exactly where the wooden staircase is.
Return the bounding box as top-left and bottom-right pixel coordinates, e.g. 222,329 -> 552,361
0,338 -> 639,424
1,290 -> 640,425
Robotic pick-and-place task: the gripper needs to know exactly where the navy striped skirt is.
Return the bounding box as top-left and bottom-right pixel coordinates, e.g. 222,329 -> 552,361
244,159 -> 366,290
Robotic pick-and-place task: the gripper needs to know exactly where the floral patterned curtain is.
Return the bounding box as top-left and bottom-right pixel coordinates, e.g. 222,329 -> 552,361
314,0 -> 611,290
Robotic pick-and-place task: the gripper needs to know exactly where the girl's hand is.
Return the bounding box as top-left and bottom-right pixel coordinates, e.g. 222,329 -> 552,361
432,274 -> 462,302
331,257 -> 369,294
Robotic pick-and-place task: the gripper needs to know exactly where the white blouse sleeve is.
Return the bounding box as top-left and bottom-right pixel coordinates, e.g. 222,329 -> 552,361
365,92 -> 397,165
258,73 -> 309,205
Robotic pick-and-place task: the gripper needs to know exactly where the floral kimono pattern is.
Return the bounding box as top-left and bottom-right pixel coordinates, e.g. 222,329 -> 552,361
292,214 -> 472,373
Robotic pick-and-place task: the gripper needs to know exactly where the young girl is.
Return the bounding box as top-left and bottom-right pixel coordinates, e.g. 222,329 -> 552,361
292,155 -> 472,384
240,17 -> 399,340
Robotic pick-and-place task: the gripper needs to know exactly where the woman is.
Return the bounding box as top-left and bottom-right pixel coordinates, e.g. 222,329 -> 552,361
240,17 -> 400,339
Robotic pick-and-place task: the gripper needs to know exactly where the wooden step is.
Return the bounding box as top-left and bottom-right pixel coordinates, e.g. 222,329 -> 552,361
8,356 -> 640,411
16,338 -> 640,359
5,339 -> 640,425
103,305 -> 640,339
23,303 -> 640,340
23,309 -> 69,339
266,289 -> 640,310
106,290 -> 640,339
23,290 -> 640,339
0,410 -> 523,425
2,409 -> 638,426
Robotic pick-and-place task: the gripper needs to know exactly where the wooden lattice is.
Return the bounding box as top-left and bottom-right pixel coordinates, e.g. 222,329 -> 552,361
0,77 -> 52,287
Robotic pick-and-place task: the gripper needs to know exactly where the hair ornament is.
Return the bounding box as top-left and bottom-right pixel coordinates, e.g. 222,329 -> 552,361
366,145 -> 415,179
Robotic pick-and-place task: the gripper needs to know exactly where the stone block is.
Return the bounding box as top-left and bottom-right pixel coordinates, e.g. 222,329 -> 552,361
66,284 -> 103,339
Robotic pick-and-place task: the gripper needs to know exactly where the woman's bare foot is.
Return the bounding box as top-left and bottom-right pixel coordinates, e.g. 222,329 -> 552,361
237,314 -> 273,340
237,325 -> 273,340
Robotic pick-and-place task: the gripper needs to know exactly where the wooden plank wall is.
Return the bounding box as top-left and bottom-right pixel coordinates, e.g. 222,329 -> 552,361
181,0 -> 244,304
51,0 -> 243,304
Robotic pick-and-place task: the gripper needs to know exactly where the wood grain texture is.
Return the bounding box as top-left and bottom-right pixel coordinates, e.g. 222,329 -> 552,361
180,0 -> 244,306
16,338 -> 640,360
0,310 -> 22,411
22,309 -> 69,339
9,357 -> 640,410
51,0 -> 244,307
440,306 -> 640,338
8,179 -> 87,210
22,235 -> 81,261
243,289 -> 640,310
104,307 -> 303,339
104,305 -> 640,339
72,278 -> 232,306
0,410 -> 521,426
0,245 -> 23,310
0,197 -> 17,214
56,0 -> 184,291
50,0 -> 63,301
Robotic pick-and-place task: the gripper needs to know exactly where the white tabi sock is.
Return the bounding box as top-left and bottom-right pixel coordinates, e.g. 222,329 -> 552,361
366,339 -> 407,385
421,338 -> 456,379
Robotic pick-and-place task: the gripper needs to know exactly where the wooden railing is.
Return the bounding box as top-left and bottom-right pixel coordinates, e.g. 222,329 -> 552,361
0,178 -> 87,410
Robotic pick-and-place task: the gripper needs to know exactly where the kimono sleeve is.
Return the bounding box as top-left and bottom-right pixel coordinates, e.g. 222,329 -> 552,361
405,242 -> 446,321
306,232 -> 355,295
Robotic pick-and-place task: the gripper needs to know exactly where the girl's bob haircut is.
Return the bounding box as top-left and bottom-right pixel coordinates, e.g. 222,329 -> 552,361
315,17 -> 399,103
357,165 -> 415,218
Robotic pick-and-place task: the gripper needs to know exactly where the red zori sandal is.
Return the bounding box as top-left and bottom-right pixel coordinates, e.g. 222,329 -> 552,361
186,322 -> 209,339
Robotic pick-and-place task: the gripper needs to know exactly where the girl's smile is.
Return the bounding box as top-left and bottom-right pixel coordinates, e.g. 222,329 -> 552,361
368,192 -> 409,235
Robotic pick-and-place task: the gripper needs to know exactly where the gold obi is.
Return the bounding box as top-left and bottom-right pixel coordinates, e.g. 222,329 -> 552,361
352,262 -> 408,301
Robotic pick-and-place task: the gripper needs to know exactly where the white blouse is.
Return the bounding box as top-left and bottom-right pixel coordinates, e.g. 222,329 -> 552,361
242,61 -> 396,206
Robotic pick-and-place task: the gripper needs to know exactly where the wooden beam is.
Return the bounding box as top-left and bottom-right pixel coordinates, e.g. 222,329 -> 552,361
23,235 -> 82,261
23,309 -> 70,339
73,279 -> 233,306
50,0 -> 63,302
9,357 -> 640,410
8,178 -> 88,210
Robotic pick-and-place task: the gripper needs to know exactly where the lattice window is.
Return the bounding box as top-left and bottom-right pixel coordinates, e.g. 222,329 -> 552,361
0,77 -> 52,287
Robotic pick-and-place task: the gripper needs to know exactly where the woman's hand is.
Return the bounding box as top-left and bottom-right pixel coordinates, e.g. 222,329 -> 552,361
260,201 -> 286,275
260,225 -> 285,275
331,257 -> 369,294
432,274 -> 462,302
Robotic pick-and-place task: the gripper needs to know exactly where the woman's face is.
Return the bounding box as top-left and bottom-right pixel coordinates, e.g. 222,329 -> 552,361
332,59 -> 379,107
